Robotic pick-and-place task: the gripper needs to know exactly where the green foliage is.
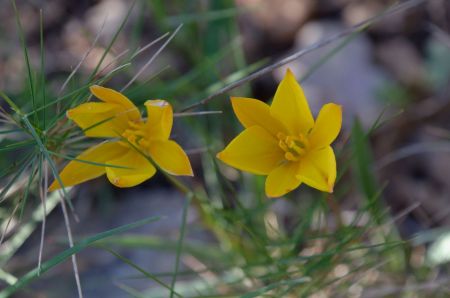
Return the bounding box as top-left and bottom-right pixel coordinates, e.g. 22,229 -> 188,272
0,0 -> 446,297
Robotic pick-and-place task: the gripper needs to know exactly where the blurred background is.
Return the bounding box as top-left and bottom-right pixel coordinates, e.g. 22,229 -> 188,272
1,0 -> 450,297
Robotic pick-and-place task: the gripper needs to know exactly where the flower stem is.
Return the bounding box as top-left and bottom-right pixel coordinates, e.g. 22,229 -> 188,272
326,194 -> 343,228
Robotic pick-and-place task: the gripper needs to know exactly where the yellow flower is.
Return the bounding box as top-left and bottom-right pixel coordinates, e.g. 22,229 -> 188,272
216,69 -> 342,198
49,85 -> 193,191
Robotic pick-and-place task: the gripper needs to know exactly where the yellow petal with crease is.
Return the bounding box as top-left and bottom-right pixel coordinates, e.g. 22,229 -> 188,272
48,141 -> 129,191
270,69 -> 314,135
90,85 -> 141,120
231,97 -> 287,136
308,103 -> 342,149
297,146 -> 336,193
217,126 -> 283,175
265,162 -> 301,198
145,100 -> 173,140
67,102 -> 129,137
105,149 -> 156,188
148,140 -> 193,176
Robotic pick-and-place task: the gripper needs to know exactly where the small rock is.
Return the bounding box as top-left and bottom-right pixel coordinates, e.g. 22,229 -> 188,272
375,38 -> 425,87
236,0 -> 314,43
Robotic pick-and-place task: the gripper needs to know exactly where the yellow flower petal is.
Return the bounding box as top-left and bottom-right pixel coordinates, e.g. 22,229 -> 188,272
230,97 -> 287,136
145,100 -> 173,141
48,141 -> 128,191
105,149 -> 156,188
67,102 -> 129,137
308,103 -> 342,149
217,126 -> 284,175
265,162 -> 301,198
90,85 -> 141,120
297,146 -> 336,193
270,69 -> 314,135
148,140 -> 193,176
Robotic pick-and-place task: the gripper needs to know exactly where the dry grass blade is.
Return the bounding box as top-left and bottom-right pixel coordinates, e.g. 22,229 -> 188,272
37,158 -> 48,274
180,0 -> 428,112
58,17 -> 106,96
363,276 -> 450,297
430,23 -> 450,49
121,24 -> 183,92
376,141 -> 450,169
60,196 -> 84,298
173,111 -> 222,117
0,200 -> 21,246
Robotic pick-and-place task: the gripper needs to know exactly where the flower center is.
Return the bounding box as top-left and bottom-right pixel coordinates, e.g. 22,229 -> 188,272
277,132 -> 309,162
121,120 -> 150,151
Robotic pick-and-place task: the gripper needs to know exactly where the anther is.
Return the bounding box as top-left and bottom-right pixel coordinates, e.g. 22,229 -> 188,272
277,132 -> 286,140
285,152 -> 299,162
279,140 -> 288,152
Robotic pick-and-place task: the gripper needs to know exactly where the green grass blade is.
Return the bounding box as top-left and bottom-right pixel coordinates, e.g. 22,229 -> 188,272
48,150 -> 132,169
86,1 -> 135,83
96,234 -> 224,260
25,62 -> 131,119
39,10 -> 47,131
19,157 -> 39,220
240,277 -> 310,298
0,269 -> 17,286
0,129 -> 23,135
115,282 -> 146,298
0,153 -> 35,203
21,116 -> 76,211
351,119 -> 385,224
12,0 -> 37,125
165,7 -> 243,25
170,193 -> 192,298
100,246 -> 182,297
0,215 -> 161,298
0,90 -> 21,115
0,140 -> 34,153
0,186 -> 60,267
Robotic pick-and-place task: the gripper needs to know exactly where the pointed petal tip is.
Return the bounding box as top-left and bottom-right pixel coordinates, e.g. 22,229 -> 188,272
285,68 -> 298,80
48,181 -> 67,192
185,167 -> 195,177
89,85 -> 101,93
216,151 -> 224,160
48,182 -> 57,192
285,68 -> 294,75
328,182 -> 335,193
169,163 -> 194,177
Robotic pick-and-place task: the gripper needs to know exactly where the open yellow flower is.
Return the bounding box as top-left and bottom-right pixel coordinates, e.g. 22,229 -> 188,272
49,85 -> 193,191
216,69 -> 342,198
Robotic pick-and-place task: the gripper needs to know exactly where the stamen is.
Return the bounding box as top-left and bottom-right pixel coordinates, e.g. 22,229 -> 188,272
285,152 -> 299,162
121,120 -> 150,151
278,139 -> 288,152
277,132 -> 286,140
277,132 -> 309,162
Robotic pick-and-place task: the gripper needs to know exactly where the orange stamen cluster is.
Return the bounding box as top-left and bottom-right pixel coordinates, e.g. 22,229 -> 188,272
121,120 -> 150,151
277,132 -> 309,162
